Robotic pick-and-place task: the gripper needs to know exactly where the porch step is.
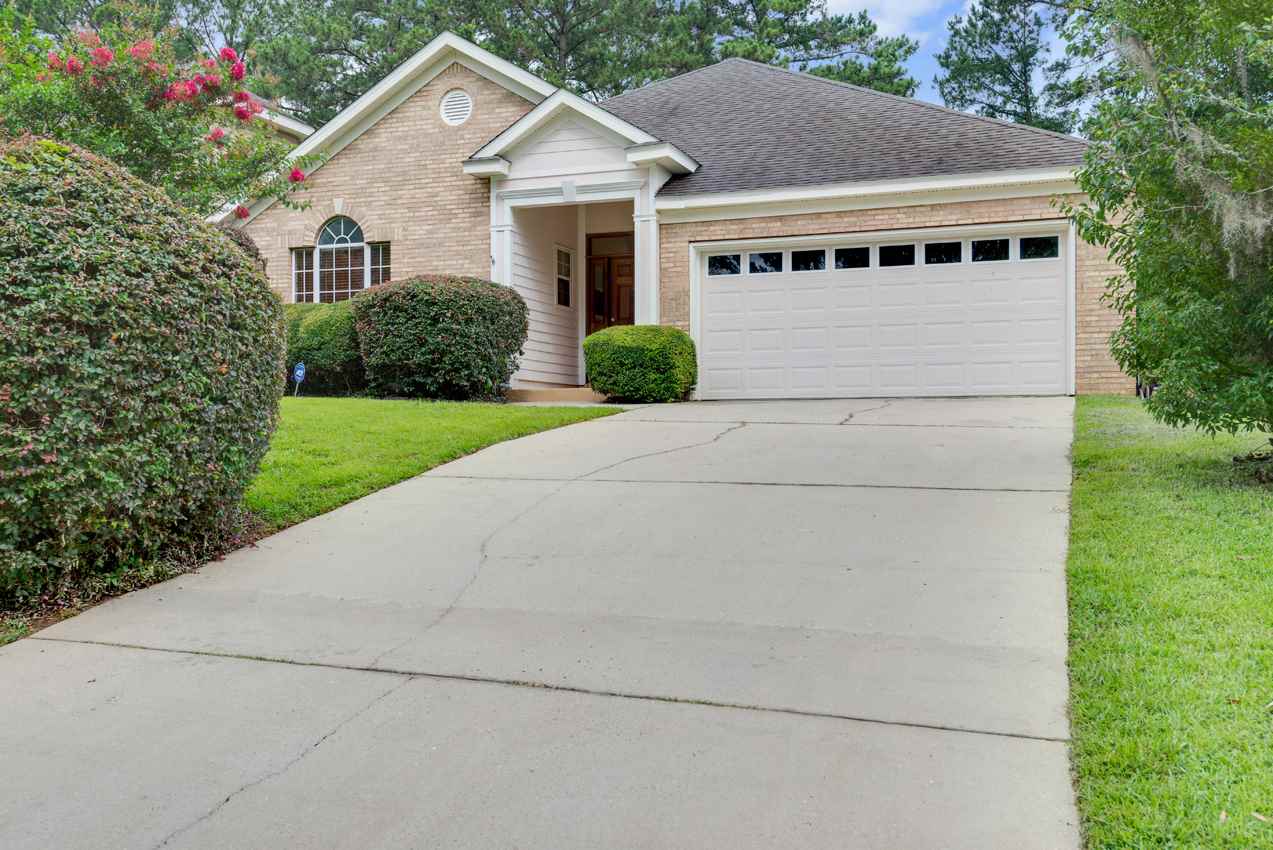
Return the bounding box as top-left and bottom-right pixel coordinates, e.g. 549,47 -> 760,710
506,386 -> 609,404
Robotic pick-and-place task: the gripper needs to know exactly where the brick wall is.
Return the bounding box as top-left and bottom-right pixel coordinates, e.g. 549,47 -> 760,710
658,195 -> 1131,394
244,64 -> 533,301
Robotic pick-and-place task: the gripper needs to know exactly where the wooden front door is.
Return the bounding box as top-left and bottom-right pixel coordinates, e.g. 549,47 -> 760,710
587,255 -> 635,334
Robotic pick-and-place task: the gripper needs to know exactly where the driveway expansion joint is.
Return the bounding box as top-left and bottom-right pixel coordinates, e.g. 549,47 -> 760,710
31,636 -> 1070,746
430,474 -> 1069,494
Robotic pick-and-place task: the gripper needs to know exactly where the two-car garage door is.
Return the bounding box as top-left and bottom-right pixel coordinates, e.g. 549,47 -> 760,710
696,225 -> 1071,399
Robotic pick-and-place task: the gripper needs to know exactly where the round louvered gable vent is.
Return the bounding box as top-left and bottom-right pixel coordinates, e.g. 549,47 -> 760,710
440,89 -> 473,125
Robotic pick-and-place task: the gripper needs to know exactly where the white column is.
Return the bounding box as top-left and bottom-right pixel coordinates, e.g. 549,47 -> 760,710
489,179 -> 513,286
632,167 -> 663,324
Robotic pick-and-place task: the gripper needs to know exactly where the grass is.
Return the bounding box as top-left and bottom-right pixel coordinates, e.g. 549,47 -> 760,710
245,397 -> 617,530
0,397 -> 616,647
1068,396 -> 1273,849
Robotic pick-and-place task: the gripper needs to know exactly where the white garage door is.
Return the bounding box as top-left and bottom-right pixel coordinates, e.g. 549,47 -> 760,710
696,227 -> 1070,399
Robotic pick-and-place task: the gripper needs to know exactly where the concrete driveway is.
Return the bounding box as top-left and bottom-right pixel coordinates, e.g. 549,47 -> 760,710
1,397 -> 1078,849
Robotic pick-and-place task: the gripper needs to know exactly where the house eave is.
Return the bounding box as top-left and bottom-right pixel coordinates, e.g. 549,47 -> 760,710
462,156 -> 511,177
625,141 -> 698,175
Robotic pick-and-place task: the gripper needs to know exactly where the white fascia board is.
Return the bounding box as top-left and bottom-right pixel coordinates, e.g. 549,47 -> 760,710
463,156 -> 511,177
655,167 -> 1079,213
471,89 -> 657,160
259,109 -> 314,139
625,141 -> 698,175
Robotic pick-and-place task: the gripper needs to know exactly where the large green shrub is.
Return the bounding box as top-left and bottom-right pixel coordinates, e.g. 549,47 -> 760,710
351,275 -> 528,400
283,301 -> 365,395
0,137 -> 285,605
583,325 -> 697,402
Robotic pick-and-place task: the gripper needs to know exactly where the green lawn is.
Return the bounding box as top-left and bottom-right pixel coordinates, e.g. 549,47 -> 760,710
1068,396 -> 1273,849
246,397 -> 617,530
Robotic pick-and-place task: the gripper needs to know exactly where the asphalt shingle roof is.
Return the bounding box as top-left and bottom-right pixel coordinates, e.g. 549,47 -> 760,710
601,58 -> 1087,197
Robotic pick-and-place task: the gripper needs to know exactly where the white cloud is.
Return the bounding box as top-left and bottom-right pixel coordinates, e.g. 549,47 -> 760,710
829,0 -> 955,38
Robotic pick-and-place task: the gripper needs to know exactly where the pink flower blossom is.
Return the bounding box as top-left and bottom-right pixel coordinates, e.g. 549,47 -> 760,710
128,40 -> 155,61
183,79 -> 201,99
249,99 -> 263,114
234,205 -> 250,219
233,90 -> 251,103
288,167 -> 305,183
229,60 -> 245,81
89,46 -> 114,67
75,30 -> 102,48
202,57 -> 218,69
64,56 -> 84,75
206,126 -> 227,143
203,73 -> 221,89
162,83 -> 178,101
233,103 -> 252,121
144,60 -> 163,75
47,51 -> 63,71
219,46 -> 238,63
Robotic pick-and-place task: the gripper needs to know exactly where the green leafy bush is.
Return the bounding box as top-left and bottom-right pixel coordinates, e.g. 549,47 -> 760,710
0,137 -> 284,606
352,275 -> 528,400
583,325 -> 697,402
283,301 -> 365,395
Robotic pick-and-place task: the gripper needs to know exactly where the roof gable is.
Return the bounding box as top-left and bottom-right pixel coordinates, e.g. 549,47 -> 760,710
603,58 -> 1087,198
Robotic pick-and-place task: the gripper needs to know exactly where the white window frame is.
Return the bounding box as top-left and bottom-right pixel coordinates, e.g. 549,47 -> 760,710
747,250 -> 784,274
832,245 -> 873,270
1018,234 -> 1062,262
877,242 -> 917,268
291,247 -> 315,303
921,239 -> 965,266
706,253 -> 742,276
789,247 -> 828,273
970,236 -> 1013,264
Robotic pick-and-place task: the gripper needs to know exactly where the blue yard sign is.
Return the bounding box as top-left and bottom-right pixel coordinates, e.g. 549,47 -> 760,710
292,361 -> 305,396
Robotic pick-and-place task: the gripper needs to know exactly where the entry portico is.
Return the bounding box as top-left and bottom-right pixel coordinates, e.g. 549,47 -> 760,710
464,89 -> 698,385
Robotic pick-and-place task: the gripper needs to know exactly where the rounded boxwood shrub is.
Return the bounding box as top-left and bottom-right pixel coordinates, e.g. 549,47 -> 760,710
283,301 -> 365,395
583,325 -> 697,402
0,137 -> 285,605
351,275 -> 528,400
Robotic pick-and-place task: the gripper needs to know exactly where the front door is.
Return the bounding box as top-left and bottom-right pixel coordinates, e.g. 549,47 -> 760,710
587,255 -> 635,334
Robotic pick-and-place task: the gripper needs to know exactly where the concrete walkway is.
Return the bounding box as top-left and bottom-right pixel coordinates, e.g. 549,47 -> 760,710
1,398 -> 1079,849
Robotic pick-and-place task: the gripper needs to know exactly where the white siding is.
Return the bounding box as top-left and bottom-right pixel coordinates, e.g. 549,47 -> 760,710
511,205 -> 579,385
584,201 -> 632,234
505,115 -> 630,179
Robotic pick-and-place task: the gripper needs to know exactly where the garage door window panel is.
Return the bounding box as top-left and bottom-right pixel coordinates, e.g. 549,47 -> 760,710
879,244 -> 916,267
972,238 -> 1010,263
834,247 -> 870,270
708,254 -> 741,276
1020,236 -> 1060,260
924,241 -> 962,265
749,251 -> 783,274
791,249 -> 826,272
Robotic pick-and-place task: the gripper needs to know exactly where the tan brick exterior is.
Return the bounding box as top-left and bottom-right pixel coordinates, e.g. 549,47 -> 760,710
658,195 -> 1132,394
244,63 -> 533,301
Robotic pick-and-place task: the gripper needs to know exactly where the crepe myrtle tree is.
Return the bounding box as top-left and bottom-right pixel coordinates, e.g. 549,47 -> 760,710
1,19 -> 316,217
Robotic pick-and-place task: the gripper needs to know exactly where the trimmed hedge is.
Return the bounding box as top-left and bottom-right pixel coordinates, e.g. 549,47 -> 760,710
583,325 -> 697,402
352,275 -> 528,400
0,137 -> 285,605
283,301 -> 365,395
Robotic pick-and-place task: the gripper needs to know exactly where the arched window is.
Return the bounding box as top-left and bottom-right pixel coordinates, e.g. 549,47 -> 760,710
291,216 -> 391,302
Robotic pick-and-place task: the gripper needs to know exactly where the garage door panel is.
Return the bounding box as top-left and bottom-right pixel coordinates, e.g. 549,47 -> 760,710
699,228 -> 1069,399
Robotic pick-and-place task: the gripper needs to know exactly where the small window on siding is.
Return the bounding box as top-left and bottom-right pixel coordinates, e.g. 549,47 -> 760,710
834,247 -> 869,269
369,242 -> 391,285
879,244 -> 916,267
1021,235 -> 1060,259
440,89 -> 473,125
792,249 -> 826,271
749,251 -> 783,273
924,241 -> 962,265
972,238 -> 1010,262
292,248 -> 314,302
708,254 -> 741,276
556,248 -> 572,307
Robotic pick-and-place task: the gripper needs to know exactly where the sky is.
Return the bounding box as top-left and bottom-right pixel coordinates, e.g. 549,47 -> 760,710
844,0 -> 977,103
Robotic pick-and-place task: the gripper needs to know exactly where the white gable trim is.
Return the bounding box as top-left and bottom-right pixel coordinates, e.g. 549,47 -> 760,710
468,89 -> 694,174
259,108 -> 314,140
229,32 -> 556,224
625,141 -> 698,175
